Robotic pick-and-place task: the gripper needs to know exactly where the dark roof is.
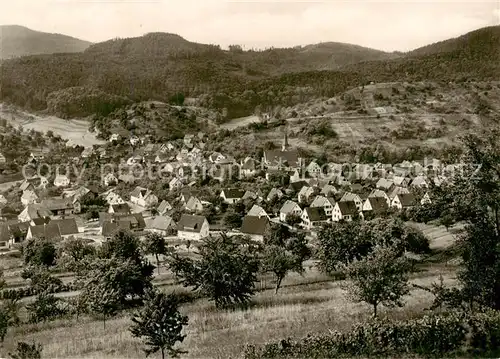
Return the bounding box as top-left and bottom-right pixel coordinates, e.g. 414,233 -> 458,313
398,193 -> 417,207
32,217 -> 51,226
222,188 -> 245,199
337,201 -> 358,216
240,216 -> 270,236
102,220 -> 132,237
366,197 -> 389,213
264,150 -> 300,167
41,198 -> 74,211
130,186 -> 148,198
52,218 -> 79,236
177,214 -> 207,233
0,224 -> 11,244
110,203 -> 131,214
290,180 -> 309,192
304,207 -> 328,222
99,212 -> 146,229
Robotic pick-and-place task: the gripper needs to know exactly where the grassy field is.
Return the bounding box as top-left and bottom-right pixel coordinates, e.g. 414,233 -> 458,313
0,223 -> 460,359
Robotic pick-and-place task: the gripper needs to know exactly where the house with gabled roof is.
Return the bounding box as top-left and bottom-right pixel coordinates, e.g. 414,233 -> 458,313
321,184 -> 338,197
266,188 -> 283,202
242,190 -> 259,201
421,192 -> 432,205
177,214 -> 209,241
298,186 -> 317,204
279,200 -> 302,222
362,197 -> 389,215
27,218 -> 79,240
410,175 -> 429,189
332,201 -> 358,222
391,193 -> 417,210
241,157 -> 258,177
310,195 -> 336,216
306,161 -> 322,178
18,204 -> 52,223
21,189 -> 39,206
169,177 -> 183,190
0,194 -> 7,205
301,207 -> 329,230
54,174 -> 70,188
185,196 -> 204,213
368,189 -> 391,207
145,216 -> 176,236
102,190 -> 125,205
388,186 -> 410,200
240,215 -> 271,242
0,152 -> 6,164
108,203 -> 131,215
247,205 -> 269,218
376,178 -> 394,191
340,192 -> 364,212
392,175 -> 410,188
220,188 -> 245,204
103,173 -> 118,187
130,186 -> 158,208
157,200 -> 172,216
40,198 -> 75,218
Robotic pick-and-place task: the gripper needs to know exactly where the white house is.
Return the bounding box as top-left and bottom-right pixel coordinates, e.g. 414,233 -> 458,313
54,175 -> 70,187
157,200 -> 173,216
391,193 -> 417,210
306,161 -> 322,178
103,191 -> 125,205
0,194 -> 7,205
340,192 -> 364,212
267,188 -> 283,202
220,188 -> 245,204
411,175 -> 429,189
169,178 -> 184,190
21,190 -> 39,206
279,200 -> 302,222
130,187 -> 158,208
332,201 -> 358,222
241,157 -> 258,177
177,214 -> 210,241
185,196 -> 204,213
362,197 -> 389,215
130,135 -> 141,146
109,134 -> 120,142
321,184 -> 338,196
392,175 -> 410,188
310,195 -> 336,216
376,178 -> 394,191
301,207 -> 329,230
421,192 -> 432,205
0,153 -> 6,163
298,186 -> 316,204
247,205 -> 269,218
145,216 -> 176,236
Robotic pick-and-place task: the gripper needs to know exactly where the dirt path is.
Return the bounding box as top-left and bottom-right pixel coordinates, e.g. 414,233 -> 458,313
0,104 -> 104,148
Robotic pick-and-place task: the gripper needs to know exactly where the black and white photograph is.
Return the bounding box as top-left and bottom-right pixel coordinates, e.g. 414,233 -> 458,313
0,1 -> 499,358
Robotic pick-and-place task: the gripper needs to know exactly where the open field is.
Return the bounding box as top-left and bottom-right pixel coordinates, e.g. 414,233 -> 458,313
0,223 -> 461,359
0,104 -> 104,148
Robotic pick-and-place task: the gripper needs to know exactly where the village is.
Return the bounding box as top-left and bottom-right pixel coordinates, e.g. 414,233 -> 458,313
0,127 -> 456,251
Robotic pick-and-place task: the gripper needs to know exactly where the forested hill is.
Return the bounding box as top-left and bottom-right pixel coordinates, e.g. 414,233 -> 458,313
0,26 -> 498,119
0,25 -> 91,59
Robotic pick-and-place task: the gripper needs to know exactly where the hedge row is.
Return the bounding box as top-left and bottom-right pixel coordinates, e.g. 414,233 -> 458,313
244,311 -> 500,358
0,283 -> 77,300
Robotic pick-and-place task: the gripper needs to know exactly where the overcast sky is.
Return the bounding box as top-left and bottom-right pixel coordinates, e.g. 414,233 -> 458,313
1,0 -> 499,52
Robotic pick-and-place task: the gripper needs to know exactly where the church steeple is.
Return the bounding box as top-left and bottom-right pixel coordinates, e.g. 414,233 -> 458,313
282,130 -> 289,151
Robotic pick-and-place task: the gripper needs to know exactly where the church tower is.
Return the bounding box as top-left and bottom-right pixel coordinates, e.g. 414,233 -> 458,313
282,131 -> 289,152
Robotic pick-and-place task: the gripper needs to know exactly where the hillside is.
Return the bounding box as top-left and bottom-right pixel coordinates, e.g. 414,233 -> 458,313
0,26 -> 498,119
0,25 -> 92,59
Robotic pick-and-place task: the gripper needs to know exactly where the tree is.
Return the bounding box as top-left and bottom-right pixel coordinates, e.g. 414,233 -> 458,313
82,278 -> 121,330
22,238 -> 57,267
144,233 -> 168,274
130,290 -> 188,359
21,266 -> 63,293
9,341 -> 43,359
261,245 -> 297,294
59,238 -> 96,270
26,291 -> 67,323
343,245 -> 410,318
285,213 -> 302,227
169,234 -> 259,308
0,307 -> 8,342
439,213 -> 454,232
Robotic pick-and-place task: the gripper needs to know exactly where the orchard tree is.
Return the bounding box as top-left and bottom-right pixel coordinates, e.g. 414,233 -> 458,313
26,291 -> 67,323
130,290 -> 188,359
343,245 -> 410,318
0,307 -> 8,342
169,234 -> 259,308
144,233 -> 168,274
22,238 -> 57,267
21,266 -> 63,293
9,341 -> 43,359
261,245 -> 296,294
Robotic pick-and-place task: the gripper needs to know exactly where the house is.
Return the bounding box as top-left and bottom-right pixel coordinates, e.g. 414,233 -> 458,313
362,197 -> 389,215
41,198 -> 75,218
332,201 -> 358,222
240,216 -> 271,242
108,203 -> 131,215
99,212 -> 146,237
266,188 -> 283,202
21,190 -> 39,206
241,157 -> 258,177
301,207 -> 329,230
0,224 -> 12,248
130,187 -> 158,208
185,196 -> 204,213
0,194 -> 7,205
298,186 -> 316,204
289,168 -> 305,183
220,188 -> 245,204
247,205 -> 269,218
145,216 -> 176,236
29,151 -> 45,163
54,174 -> 70,187
103,191 -> 125,205
109,134 -> 120,142
157,200 -> 172,216
0,153 -> 6,164
321,184 -> 338,197
279,200 -> 302,222
126,155 -> 143,166
27,218 -> 79,240
368,189 -> 391,207
391,193 -> 417,210
376,178 -> 394,191
340,192 -> 364,212
242,190 -> 259,201
183,134 -> 194,147
388,186 -> 410,200
81,148 -> 93,158
103,173 -> 118,187
393,175 -> 410,188
310,195 -> 336,216
263,133 -> 302,170
18,204 -> 52,223
411,175 -> 429,189
160,142 -> 175,153
177,214 -> 210,241
169,177 -> 183,190
421,192 -> 432,205
306,161 -> 322,178
289,180 -> 308,193
130,135 -> 141,146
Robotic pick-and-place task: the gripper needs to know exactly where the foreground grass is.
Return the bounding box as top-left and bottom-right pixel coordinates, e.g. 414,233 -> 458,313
1,267 -> 456,359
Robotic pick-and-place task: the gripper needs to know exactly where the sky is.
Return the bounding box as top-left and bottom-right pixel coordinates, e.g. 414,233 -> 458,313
1,0 -> 499,52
